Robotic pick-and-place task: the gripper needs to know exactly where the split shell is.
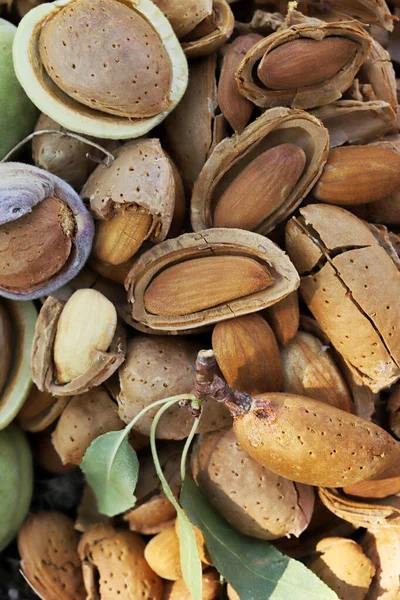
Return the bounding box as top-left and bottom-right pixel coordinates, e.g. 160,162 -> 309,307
153,0 -> 213,39
126,228 -> 300,331
12,0 -> 188,139
191,428 -> 314,540
180,0 -> 234,58
31,296 -> 126,396
17,385 -> 68,432
236,19 -> 370,110
190,107 -> 329,235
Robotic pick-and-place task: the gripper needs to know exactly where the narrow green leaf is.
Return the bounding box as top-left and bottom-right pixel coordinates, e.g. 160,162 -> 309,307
181,478 -> 339,600
150,401 -> 203,600
81,430 -> 139,517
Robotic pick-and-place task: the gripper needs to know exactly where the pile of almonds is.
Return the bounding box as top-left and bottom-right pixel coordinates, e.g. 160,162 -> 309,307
2,0 -> 400,598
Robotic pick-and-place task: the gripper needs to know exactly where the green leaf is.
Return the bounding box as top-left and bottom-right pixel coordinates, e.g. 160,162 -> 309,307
181,478 -> 339,600
150,400 -> 203,600
81,430 -> 139,517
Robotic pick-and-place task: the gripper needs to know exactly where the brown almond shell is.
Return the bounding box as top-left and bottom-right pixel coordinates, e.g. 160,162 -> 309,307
181,0 -> 234,58
31,296 -> 126,396
358,38 -> 398,109
17,385 -> 68,433
125,228 -> 300,332
310,100 -> 397,148
236,20 -> 371,110
286,204 -> 400,392
153,0 -> 212,39
361,529 -> 400,600
191,107 -> 329,235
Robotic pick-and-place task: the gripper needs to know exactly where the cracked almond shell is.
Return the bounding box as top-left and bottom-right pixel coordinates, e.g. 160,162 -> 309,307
190,107 -> 329,235
236,20 -> 370,110
118,336 -> 232,437
31,295 -> 126,396
126,228 -> 300,331
286,204 -> 400,392
361,528 -> 400,600
12,0 -> 188,139
180,0 -> 234,58
153,0 -> 213,39
17,384 -> 68,433
78,523 -> 163,600
192,428 -> 314,539
18,511 -> 85,600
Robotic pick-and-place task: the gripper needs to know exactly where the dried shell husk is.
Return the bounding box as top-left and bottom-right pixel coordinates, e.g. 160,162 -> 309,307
0,19 -> 38,161
0,424 -> 33,552
192,428 -> 314,540
286,204 -> 400,392
17,385 -> 67,432
126,228 -> 300,331
32,113 -> 105,191
359,38 -> 398,109
153,0 -> 213,39
236,19 -> 370,110
78,524 -> 163,600
343,455 -> 400,499
361,528 -> 400,600
124,442 -> 182,534
0,300 -> 37,430
308,537 -> 375,600
18,511 -> 85,600
311,100 -> 397,148
118,336 -> 232,437
0,163 -> 94,300
31,296 -> 126,396
191,108 -> 329,235
52,387 -> 124,465
163,54 -> 225,191
303,0 -> 394,32
281,331 -> 354,412
318,487 -> 400,529
81,139 -> 179,245
13,0 -> 188,139
181,0 -> 234,58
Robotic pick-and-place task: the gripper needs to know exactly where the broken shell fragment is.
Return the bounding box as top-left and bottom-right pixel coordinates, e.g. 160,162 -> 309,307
16,385 -> 68,433
0,163 -> 94,300
13,0 -> 188,138
31,290 -> 126,396
192,428 -> 314,539
126,228 -> 299,332
191,108 -> 329,235
180,0 -> 234,58
361,528 -> 400,600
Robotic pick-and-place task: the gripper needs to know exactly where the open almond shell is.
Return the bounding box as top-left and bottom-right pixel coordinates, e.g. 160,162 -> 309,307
31,296 -> 126,396
236,19 -> 371,110
17,385 -> 68,432
12,0 -> 188,139
181,0 -> 234,58
126,228 -> 300,332
191,107 -> 329,234
153,0 -> 213,39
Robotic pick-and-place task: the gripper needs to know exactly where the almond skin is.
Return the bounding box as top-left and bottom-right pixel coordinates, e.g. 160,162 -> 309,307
314,145 -> 400,205
264,291 -> 299,346
233,393 -> 400,487
144,255 -> 274,316
0,196 -> 74,292
212,314 -> 282,394
213,144 -> 306,230
257,37 -> 359,90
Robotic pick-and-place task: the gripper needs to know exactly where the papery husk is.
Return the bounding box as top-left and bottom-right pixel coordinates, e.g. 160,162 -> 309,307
123,442 -> 182,535
236,17 -> 371,109
361,528 -> 400,600
17,385 -> 68,432
12,0 -> 188,139
152,0 -> 213,39
126,228 -> 300,331
318,487 -> 400,529
81,139 -> 178,244
359,38 -> 398,109
298,0 -> 395,32
162,54 -> 224,191
181,0 -> 234,58
311,100 -> 397,147
235,10 -> 284,36
191,107 -> 329,234
31,296 -> 126,396
343,455 -> 400,499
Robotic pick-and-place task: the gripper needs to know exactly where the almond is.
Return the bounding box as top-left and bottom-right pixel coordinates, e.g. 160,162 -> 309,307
314,145 -> 400,205
53,289 -> 117,384
212,313 -> 282,394
257,37 -> 359,90
213,144 -> 306,230
144,256 -> 274,316
163,569 -> 220,600
144,527 -> 182,580
264,291 -> 299,345
18,511 -> 85,600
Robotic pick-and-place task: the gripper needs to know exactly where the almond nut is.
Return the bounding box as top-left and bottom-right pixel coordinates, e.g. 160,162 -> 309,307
314,145 -> 400,205
144,527 -> 183,580
213,144 -> 306,230
257,38 -> 359,91
264,291 -> 299,346
163,569 -> 220,600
